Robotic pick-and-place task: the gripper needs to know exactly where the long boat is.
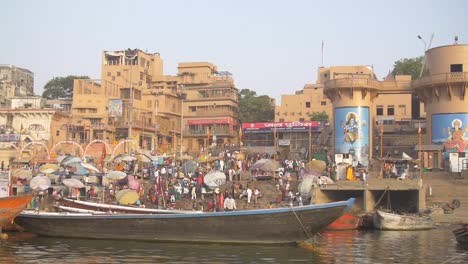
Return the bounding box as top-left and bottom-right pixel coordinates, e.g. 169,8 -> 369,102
373,210 -> 434,231
60,198 -> 202,214
453,223 -> 468,244
15,198 -> 355,244
0,193 -> 33,238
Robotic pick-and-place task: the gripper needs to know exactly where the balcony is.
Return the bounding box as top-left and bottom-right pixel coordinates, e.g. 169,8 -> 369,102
184,127 -> 235,137
324,78 -> 382,90
412,72 -> 468,89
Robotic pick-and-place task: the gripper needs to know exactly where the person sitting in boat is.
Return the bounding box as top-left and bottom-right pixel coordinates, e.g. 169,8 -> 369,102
224,195 -> 237,211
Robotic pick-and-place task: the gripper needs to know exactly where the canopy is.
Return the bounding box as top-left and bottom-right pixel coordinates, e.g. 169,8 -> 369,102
39,164 -> 60,174
106,171 -> 127,180
116,189 -> 139,205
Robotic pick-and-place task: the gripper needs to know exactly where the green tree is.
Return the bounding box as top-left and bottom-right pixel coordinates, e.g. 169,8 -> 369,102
391,56 -> 423,80
308,111 -> 329,121
239,89 -> 274,123
42,75 -> 89,99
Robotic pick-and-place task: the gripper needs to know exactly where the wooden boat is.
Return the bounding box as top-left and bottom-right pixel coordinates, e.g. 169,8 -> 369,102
327,212 -> 361,230
0,193 -> 33,238
60,198 -> 201,214
373,210 -> 434,231
453,223 -> 468,244
15,198 -> 355,244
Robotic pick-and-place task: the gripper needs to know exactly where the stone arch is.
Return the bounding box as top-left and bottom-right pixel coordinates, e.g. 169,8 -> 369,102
84,140 -> 113,159
49,140 -> 84,158
20,141 -> 51,159
111,140 -> 141,159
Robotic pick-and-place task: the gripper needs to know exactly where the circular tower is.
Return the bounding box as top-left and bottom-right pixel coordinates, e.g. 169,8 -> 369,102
324,67 -> 380,167
413,44 -> 468,157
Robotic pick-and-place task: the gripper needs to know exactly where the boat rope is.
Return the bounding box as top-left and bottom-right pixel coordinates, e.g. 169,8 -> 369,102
441,250 -> 468,264
373,187 -> 389,209
291,207 -> 312,240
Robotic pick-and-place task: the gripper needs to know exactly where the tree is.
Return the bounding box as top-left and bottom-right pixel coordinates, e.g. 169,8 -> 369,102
239,89 -> 275,123
42,75 -> 89,99
391,56 -> 423,80
308,111 -> 329,121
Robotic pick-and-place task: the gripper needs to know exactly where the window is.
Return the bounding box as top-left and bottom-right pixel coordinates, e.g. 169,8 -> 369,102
279,118 -> 284,122
117,71 -> 121,77
398,104 -> 406,115
321,101 -> 327,106
299,118 -> 305,122
451,64 -> 463,72
89,109 -> 97,113
107,72 -> 111,77
56,130 -> 60,136
387,105 -> 395,116
305,102 -> 311,108
190,106 -> 196,112
376,105 -> 383,116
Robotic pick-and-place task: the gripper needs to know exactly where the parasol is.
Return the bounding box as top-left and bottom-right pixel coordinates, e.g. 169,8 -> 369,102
298,177 -> 315,194
136,154 -> 152,163
121,155 -> 137,162
81,162 -> 100,173
203,171 -> 226,189
302,174 -> 335,184
11,169 -> 32,180
29,175 -> 51,191
179,154 -> 194,161
250,159 -> 278,172
39,164 -> 60,174
62,178 -> 85,188
61,156 -> 83,166
106,171 -> 127,180
127,175 -> 140,190
116,189 -> 139,205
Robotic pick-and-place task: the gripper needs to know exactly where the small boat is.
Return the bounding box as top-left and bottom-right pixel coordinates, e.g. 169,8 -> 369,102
373,210 -> 434,231
60,198 -> 201,214
453,223 -> 468,244
15,198 -> 355,244
0,193 -> 33,238
327,212 -> 361,230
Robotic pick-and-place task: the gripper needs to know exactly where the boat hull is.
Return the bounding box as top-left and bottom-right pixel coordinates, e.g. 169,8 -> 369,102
16,198 -> 354,244
373,210 -> 434,231
453,223 -> 468,244
0,194 -> 33,229
327,213 -> 361,230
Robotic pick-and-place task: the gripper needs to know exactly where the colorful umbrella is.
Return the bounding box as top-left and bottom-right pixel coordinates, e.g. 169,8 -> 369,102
62,178 -> 85,188
121,155 -> 137,162
61,156 -> 83,166
39,164 -> 60,174
250,159 -> 279,172
116,189 -> 139,205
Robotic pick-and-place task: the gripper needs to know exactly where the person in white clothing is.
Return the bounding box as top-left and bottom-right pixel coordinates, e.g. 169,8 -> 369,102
246,187 -> 252,203
224,195 -> 237,211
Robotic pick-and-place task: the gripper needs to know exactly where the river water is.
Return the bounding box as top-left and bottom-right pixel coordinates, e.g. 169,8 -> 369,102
1,226 -> 467,263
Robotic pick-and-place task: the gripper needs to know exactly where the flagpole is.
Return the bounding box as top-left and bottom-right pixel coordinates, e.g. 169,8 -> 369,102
321,41 -> 324,67
309,125 -> 312,162
418,123 -> 422,179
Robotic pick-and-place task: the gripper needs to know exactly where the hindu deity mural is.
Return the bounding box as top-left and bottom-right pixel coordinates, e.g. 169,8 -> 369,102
334,107 -> 370,166
432,113 -> 468,153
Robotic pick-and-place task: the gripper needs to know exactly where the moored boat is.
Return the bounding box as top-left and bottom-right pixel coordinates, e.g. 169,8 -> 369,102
327,212 -> 361,230
373,210 -> 434,231
0,193 -> 33,238
60,198 -> 202,214
16,198 -> 355,244
453,223 -> 468,244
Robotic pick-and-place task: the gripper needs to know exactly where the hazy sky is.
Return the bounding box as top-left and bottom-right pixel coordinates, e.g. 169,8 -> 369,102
2,0 -> 467,104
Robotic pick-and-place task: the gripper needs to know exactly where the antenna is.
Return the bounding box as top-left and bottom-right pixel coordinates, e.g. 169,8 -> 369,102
418,33 -> 434,78
321,41 -> 324,67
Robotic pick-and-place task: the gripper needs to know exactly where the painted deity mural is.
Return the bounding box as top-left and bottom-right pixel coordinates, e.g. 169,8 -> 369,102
432,113 -> 468,154
334,107 -> 370,166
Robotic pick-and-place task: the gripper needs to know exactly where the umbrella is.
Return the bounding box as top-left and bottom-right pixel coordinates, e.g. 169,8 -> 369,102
197,155 -> 218,163
303,174 -> 335,184
250,159 -> 278,172
136,154 -> 152,163
181,160 -> 197,175
127,175 -> 140,190
116,189 -> 139,205
204,171 -> 226,189
61,156 -> 83,166
11,169 -> 32,180
106,171 -> 127,180
39,164 -> 60,174
298,178 -> 315,194
62,178 -> 85,188
179,154 -> 193,161
121,155 -> 137,162
81,162 -> 100,173
68,163 -> 89,175
30,175 -> 51,191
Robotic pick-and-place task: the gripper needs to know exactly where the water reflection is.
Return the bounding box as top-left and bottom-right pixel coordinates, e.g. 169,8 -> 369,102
1,227 -> 467,264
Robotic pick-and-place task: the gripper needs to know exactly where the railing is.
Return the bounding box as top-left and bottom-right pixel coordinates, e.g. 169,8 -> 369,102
183,128 -> 234,137
412,72 -> 468,88
324,78 -> 382,90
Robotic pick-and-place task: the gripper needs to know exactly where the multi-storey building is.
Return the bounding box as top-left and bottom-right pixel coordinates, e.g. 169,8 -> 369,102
0,65 -> 34,108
